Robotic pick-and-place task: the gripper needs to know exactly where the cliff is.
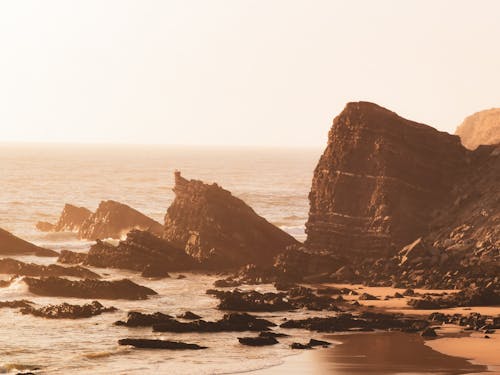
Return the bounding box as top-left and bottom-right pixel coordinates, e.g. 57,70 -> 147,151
305,102 -> 468,259
163,172 -> 299,268
456,108 -> 500,150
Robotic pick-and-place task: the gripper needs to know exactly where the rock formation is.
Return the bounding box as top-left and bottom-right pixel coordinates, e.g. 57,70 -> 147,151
0,228 -> 57,257
37,201 -> 163,240
163,172 -> 299,268
456,108 -> 500,150
0,258 -> 100,279
305,102 -> 468,259
83,230 -> 195,275
79,200 -> 163,240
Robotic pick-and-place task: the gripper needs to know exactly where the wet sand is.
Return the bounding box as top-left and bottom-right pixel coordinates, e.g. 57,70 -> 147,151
251,331 -> 488,375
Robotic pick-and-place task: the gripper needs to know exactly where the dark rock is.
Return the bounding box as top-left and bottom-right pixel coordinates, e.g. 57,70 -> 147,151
214,278 -> 241,288
409,287 -> 500,309
290,342 -> 312,349
21,301 -> 116,319
0,228 -> 57,257
23,276 -> 157,300
259,331 -> 289,338
359,293 -> 379,301
0,258 -> 99,279
291,338 -> 331,349
57,250 -> 88,264
421,327 -> 437,337
79,200 -> 163,240
237,336 -> 278,346
85,230 -> 195,273
308,338 -> 331,347
0,300 -> 34,309
394,292 -> 404,298
163,171 -> 298,268
118,338 -> 206,350
177,311 -> 202,320
210,289 -> 294,312
153,313 -> 275,333
177,274 -> 186,279
114,311 -> 173,327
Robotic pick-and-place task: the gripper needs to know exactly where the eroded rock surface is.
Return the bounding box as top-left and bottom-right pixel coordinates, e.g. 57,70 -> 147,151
456,107 -> 500,150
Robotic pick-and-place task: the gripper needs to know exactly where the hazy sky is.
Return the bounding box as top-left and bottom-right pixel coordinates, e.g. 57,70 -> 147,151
1,1 -> 499,147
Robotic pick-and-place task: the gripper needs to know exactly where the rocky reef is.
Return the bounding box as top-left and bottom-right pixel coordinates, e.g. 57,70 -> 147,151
21,301 -> 117,319
163,171 -> 298,268
37,201 -> 163,240
0,228 -> 57,257
0,258 -> 99,279
456,107 -> 500,150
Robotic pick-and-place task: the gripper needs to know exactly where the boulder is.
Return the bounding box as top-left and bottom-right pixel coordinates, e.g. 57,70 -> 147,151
79,200 -> 163,240
209,289 -> 293,312
163,171 -> 299,268
118,339 -> 206,350
237,336 -> 278,346
23,276 -> 157,300
177,311 -> 202,320
0,228 -> 57,257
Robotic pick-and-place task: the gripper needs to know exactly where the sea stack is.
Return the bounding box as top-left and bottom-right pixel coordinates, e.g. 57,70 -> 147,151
163,171 -> 299,268
305,102 -> 468,259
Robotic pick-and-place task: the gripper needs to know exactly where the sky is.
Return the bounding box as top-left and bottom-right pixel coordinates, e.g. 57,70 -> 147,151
0,1 -> 499,147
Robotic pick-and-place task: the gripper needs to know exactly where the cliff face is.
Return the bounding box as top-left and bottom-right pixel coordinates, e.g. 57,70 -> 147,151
305,102 -> 468,258
163,172 -> 299,268
456,108 -> 500,150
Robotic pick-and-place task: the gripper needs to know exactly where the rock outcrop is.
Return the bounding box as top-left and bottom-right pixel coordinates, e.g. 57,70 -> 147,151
456,108 -> 500,150
37,201 -> 163,240
0,258 -> 100,279
163,172 -> 299,268
79,200 -> 163,240
21,301 -> 117,319
305,102 -> 468,259
83,230 -> 195,274
23,276 -> 157,300
0,228 -> 57,257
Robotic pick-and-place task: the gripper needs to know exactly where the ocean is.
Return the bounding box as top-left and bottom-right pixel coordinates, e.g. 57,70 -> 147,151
0,143 -> 322,374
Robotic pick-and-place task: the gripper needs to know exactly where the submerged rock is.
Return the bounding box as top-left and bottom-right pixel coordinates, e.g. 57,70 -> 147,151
0,228 -> 57,257
79,200 -> 163,240
118,338 -> 207,350
21,301 -> 116,319
23,276 -> 157,300
0,258 -> 99,279
237,336 -> 278,346
163,171 -> 298,268
152,313 -> 275,333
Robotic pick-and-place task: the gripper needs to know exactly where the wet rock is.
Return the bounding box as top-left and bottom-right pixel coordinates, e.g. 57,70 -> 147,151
152,313 -> 275,333
57,250 -> 88,264
119,338 -> 206,350
0,258 -> 99,279
290,342 -> 312,349
237,336 -> 278,346
358,293 -> 379,301
421,327 -> 437,337
409,287 -> 500,309
0,228 -> 57,257
78,200 -> 163,240
23,276 -> 157,300
213,278 -> 241,288
291,338 -> 331,349
114,311 -> 174,327
259,331 -> 289,338
21,301 -> 116,319
0,300 -> 34,309
85,230 -> 195,273
209,289 -> 294,312
308,338 -> 331,347
163,171 -> 298,268
177,311 -> 202,320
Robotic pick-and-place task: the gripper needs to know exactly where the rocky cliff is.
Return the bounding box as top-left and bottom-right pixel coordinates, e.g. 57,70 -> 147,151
456,108 -> 500,150
163,172 -> 299,268
36,204 -> 92,232
78,200 -> 163,240
305,102 -> 469,259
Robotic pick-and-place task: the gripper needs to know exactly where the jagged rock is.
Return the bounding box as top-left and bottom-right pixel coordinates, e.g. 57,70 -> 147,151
23,276 -> 157,300
21,301 -> 116,319
79,200 -> 163,240
84,230 -> 195,273
163,171 -> 298,268
237,336 -> 278,346
421,327 -> 437,337
0,228 -> 57,257
209,289 -> 294,312
456,108 -> 500,150
291,338 -> 331,349
119,339 -> 206,350
408,287 -> 500,309
114,311 -> 173,327
358,293 -> 379,301
0,258 -> 99,279
57,250 -> 88,264
55,204 -> 93,232
152,313 -> 275,333
305,102 -> 468,259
